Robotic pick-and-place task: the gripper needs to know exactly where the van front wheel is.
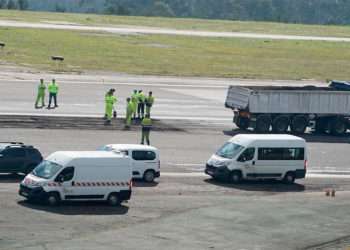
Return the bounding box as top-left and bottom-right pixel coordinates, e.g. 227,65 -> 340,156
143,170 -> 155,183
229,171 -> 242,184
283,172 -> 295,184
47,192 -> 60,206
107,193 -> 121,206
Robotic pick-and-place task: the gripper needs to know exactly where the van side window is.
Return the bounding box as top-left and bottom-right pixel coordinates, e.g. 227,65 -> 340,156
132,151 -> 156,161
237,148 -> 255,162
258,148 -> 304,160
56,167 -> 75,182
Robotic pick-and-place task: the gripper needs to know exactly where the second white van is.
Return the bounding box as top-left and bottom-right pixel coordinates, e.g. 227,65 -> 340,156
19,151 -> 132,206
205,134 -> 307,184
99,144 -> 160,182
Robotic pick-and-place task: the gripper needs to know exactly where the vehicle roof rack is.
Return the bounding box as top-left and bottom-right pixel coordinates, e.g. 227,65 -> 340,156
0,142 -> 24,145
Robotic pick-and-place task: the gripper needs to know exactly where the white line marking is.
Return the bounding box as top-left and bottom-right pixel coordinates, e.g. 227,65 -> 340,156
1,20 -> 350,42
161,171 -> 350,179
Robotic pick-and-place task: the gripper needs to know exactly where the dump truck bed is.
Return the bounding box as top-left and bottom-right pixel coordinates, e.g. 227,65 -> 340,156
225,85 -> 350,114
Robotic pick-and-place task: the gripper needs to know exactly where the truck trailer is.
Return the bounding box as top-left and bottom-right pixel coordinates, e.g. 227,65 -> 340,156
225,84 -> 350,135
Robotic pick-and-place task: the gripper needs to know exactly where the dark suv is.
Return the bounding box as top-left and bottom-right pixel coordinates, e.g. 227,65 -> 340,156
0,142 -> 43,174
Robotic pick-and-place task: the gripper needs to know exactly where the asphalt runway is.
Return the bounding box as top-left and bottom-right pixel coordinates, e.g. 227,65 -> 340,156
0,68 -> 324,127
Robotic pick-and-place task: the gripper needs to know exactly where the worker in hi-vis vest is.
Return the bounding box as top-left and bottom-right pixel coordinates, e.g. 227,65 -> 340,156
47,79 -> 59,109
105,89 -> 117,125
125,97 -> 133,129
137,90 -> 146,119
35,79 -> 46,108
141,114 -> 152,145
131,89 -> 138,120
145,91 -> 155,116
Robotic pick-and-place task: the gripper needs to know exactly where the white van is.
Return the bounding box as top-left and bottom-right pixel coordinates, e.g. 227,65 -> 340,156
205,134 -> 307,184
99,144 -> 160,182
19,151 -> 132,206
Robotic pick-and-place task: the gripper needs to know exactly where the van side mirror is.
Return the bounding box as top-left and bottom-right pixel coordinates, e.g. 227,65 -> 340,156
237,155 -> 247,162
55,175 -> 65,183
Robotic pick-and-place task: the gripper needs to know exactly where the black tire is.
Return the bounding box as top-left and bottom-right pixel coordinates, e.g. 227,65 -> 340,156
291,115 -> 308,134
143,170 -> 156,183
283,172 -> 295,184
229,171 -> 242,184
236,117 -> 249,130
107,193 -> 120,206
315,118 -> 328,134
330,117 -> 347,136
47,192 -> 61,206
255,115 -> 271,133
272,115 -> 290,133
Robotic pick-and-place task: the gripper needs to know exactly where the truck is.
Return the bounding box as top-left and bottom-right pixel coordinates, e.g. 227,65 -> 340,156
225,82 -> 350,135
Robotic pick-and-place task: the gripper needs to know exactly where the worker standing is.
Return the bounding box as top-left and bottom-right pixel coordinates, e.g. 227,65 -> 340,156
35,79 -> 46,109
145,91 -> 155,116
141,114 -> 152,145
137,90 -> 146,119
125,97 -> 133,129
47,79 -> 59,109
105,89 -> 117,125
131,89 -> 138,120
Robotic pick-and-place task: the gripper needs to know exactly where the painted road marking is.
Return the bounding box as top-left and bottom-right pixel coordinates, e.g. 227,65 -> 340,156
161,172 -> 350,179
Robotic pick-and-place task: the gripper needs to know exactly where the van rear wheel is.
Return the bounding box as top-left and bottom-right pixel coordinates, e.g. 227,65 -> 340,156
47,192 -> 60,206
229,171 -> 242,184
107,193 -> 121,206
283,172 -> 295,184
143,170 -> 155,183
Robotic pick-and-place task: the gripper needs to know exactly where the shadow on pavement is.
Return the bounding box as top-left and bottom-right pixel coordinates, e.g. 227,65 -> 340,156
204,178 -> 305,192
133,181 -> 159,187
17,200 -> 129,215
223,129 -> 350,144
0,173 -> 24,183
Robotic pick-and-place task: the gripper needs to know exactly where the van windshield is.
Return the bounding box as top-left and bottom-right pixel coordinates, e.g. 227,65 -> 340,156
216,142 -> 244,159
32,160 -> 63,179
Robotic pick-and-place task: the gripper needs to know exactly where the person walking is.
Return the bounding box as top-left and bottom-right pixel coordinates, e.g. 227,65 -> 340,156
47,79 -> 59,109
125,97 -> 133,129
141,114 -> 152,145
105,89 -> 117,125
131,89 -> 138,120
137,90 -> 146,119
35,79 -> 46,109
145,91 -> 155,116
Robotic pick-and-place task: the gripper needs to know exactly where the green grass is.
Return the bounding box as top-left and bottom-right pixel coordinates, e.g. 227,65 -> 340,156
1,10 -> 350,38
1,27 -> 350,80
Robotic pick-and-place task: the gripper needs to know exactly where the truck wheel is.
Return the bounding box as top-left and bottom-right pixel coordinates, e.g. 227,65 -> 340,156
330,117 -> 347,136
143,170 -> 155,183
47,192 -> 60,206
236,117 -> 249,130
283,172 -> 295,184
315,118 -> 328,134
107,193 -> 121,206
291,115 -> 308,134
272,116 -> 290,133
256,115 -> 271,133
229,171 -> 242,184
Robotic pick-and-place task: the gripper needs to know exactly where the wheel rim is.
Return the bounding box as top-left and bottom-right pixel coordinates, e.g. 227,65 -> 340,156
275,118 -> 289,133
292,117 -> 307,133
334,121 -> 346,134
145,171 -> 155,182
48,196 -> 57,205
257,118 -> 270,132
286,174 -> 294,183
231,174 -> 240,183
